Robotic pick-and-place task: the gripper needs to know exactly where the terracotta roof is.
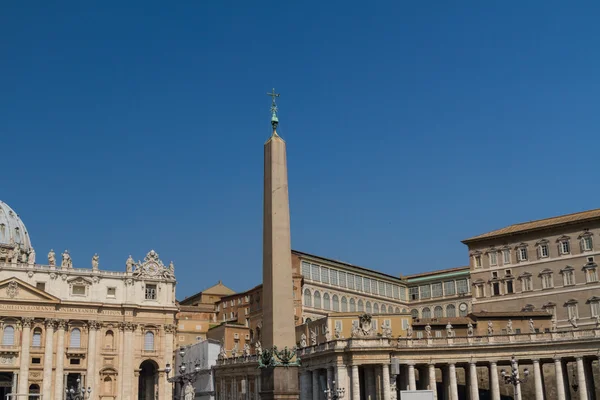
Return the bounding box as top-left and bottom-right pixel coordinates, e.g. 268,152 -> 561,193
179,280 -> 236,304
469,311 -> 552,318
462,208 -> 600,243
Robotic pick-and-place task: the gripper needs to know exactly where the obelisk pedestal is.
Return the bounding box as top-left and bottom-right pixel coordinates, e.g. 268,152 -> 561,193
260,90 -> 300,400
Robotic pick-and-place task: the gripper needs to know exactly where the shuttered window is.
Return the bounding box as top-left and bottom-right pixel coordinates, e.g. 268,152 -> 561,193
70,328 -> 81,348
32,329 -> 42,347
144,331 -> 154,351
2,326 -> 15,345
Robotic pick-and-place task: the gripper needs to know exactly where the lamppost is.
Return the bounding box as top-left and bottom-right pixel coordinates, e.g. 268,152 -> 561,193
166,346 -> 202,399
64,378 -> 92,400
500,357 -> 529,400
323,380 -> 345,400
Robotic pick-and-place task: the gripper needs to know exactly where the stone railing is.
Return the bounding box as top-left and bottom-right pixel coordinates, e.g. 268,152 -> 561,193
216,354 -> 259,366
0,262 -> 127,276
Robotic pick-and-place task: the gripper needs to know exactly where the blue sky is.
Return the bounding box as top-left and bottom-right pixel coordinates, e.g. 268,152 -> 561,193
2,2 -> 599,299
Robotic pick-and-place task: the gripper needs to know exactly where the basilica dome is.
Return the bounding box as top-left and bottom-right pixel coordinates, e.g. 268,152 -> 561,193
0,200 -> 33,251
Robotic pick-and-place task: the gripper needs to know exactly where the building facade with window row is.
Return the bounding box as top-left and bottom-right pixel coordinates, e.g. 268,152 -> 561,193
0,200 -> 177,400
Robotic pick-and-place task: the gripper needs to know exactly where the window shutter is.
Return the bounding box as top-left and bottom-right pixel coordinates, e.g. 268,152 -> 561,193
32,331 -> 42,347
2,326 -> 15,345
144,332 -> 154,351
70,329 -> 81,348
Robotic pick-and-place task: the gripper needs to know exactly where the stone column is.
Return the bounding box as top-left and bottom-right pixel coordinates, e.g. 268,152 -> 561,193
554,358 -> 567,400
122,322 -> 137,400
512,359 -> 522,400
299,371 -> 308,400
163,324 -> 176,400
86,321 -> 99,395
351,366 -> 360,400
489,361 -> 500,400
448,364 -> 458,400
327,367 -> 334,392
382,364 -> 391,400
312,370 -> 320,400
53,320 -> 67,400
408,364 -> 416,391
17,317 -> 33,394
41,319 -> 55,398
375,365 -> 383,400
12,373 -> 18,396
575,357 -> 588,400
532,360 -> 544,400
428,364 -> 437,400
117,323 -> 125,397
469,363 -> 479,400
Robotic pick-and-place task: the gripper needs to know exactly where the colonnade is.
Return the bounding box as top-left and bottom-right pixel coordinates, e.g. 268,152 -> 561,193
298,355 -> 599,400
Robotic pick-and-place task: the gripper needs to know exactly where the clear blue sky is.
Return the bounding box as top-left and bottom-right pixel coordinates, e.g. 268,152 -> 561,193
2,2 -> 599,299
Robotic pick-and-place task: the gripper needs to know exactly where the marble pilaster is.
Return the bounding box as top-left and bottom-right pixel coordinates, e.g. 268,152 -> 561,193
163,324 -> 176,400
86,321 -> 99,395
53,320 -> 66,400
17,317 -> 33,394
122,322 -> 137,400
117,324 -> 125,397
42,319 -> 55,399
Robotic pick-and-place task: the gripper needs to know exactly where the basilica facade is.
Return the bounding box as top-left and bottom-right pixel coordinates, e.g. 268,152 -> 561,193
0,200 -> 177,400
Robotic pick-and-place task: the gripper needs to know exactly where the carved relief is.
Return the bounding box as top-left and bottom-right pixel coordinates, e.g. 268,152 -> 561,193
0,356 -> 15,365
22,317 -> 34,328
131,250 -> 174,280
6,281 -> 19,298
88,321 -> 101,330
45,318 -> 55,328
56,319 -> 67,330
163,324 -> 177,334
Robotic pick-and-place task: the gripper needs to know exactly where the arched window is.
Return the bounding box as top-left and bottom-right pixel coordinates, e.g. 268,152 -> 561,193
357,300 -> 364,312
104,330 -> 115,349
0,224 -> 5,241
411,309 -> 419,319
70,328 -> 81,348
366,301 -> 372,314
422,307 -> 431,319
332,295 -> 339,311
304,289 -> 312,307
28,384 -> 40,400
459,303 -> 468,317
32,328 -> 42,347
144,331 -> 154,351
446,304 -> 456,318
323,293 -> 331,310
373,303 -> 379,314
434,306 -> 444,318
2,326 -> 15,345
313,291 -> 321,309
395,307 -> 401,314
341,297 -> 348,312
349,298 -> 356,312
381,305 -> 387,313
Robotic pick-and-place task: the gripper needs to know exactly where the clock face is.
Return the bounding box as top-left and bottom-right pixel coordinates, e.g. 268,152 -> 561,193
144,262 -> 159,276
459,303 -> 468,311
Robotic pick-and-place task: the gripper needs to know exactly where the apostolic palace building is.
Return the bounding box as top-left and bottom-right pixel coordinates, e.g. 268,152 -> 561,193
2,113 -> 600,400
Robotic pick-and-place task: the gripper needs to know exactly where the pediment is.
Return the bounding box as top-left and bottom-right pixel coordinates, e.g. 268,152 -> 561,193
0,277 -> 60,304
66,276 -> 93,286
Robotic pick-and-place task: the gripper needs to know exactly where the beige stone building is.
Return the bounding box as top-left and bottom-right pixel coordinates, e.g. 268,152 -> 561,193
0,200 -> 177,400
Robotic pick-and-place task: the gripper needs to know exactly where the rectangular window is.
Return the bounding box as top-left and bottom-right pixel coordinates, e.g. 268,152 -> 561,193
321,267 -> 329,284
409,287 -> 419,300
32,357 -> 41,364
393,285 -> 400,299
330,270 -> 338,286
435,331 -> 442,338
444,281 -> 456,296
492,282 -> 501,296
474,255 -> 482,268
363,277 -> 370,293
567,304 -> 578,320
564,271 -> 575,286
489,252 -> 497,266
311,264 -> 320,282
417,331 -> 423,339
400,287 -> 407,301
36,282 -> 46,291
347,274 -> 355,290
370,279 -> 378,294
301,261 -> 311,279
503,249 -> 511,264
145,284 -> 157,300
339,271 -> 347,288
522,277 -> 532,292
519,248 -> 528,261
378,281 -> 386,296
583,236 -> 593,251
456,279 -> 468,294
542,274 -> 553,289
72,285 -> 86,295
560,241 -> 570,255
431,283 -> 443,298
402,319 -> 409,330
419,285 -> 431,299
385,283 -> 393,298
372,319 -> 378,332
591,302 -> 600,317
506,280 -> 514,294
492,271 -> 498,278
355,276 -> 363,291
540,244 -> 549,258
586,268 -> 598,283
475,285 -> 484,298
70,359 -> 81,365
107,287 -> 116,297
335,320 -> 343,332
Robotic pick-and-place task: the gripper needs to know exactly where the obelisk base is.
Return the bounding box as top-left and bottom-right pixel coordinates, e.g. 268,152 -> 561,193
260,366 -> 300,400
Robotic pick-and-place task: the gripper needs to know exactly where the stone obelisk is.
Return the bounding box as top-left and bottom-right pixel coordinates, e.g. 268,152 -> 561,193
260,89 -> 300,400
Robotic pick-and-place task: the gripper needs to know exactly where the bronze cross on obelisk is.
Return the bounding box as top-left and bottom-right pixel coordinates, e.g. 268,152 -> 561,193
267,88 -> 280,130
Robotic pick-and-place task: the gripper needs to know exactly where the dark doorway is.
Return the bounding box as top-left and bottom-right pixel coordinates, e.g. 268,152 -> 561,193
0,372 -> 13,400
28,384 -> 40,400
138,359 -> 159,400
